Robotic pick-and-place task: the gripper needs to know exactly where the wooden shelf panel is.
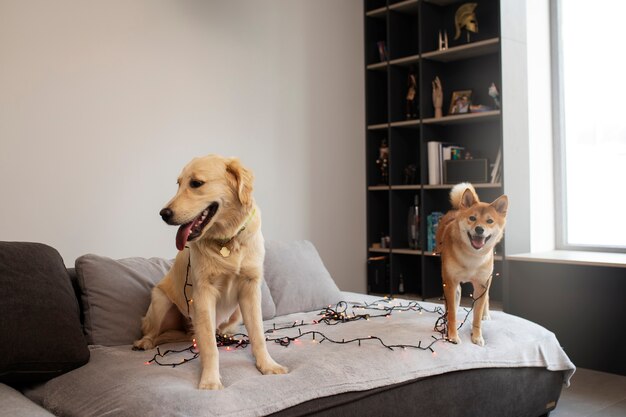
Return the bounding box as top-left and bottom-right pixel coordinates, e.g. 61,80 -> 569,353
365,6 -> 387,18
424,251 -> 504,262
391,248 -> 422,255
390,185 -> 420,190
367,122 -> 388,130
369,247 -> 391,254
389,119 -> 420,128
389,54 -> 420,67
423,182 -> 502,190
422,110 -> 500,125
368,111 -> 500,130
389,0 -> 419,14
366,61 -> 388,71
422,38 -> 500,63
368,185 -> 390,191
423,0 -> 461,6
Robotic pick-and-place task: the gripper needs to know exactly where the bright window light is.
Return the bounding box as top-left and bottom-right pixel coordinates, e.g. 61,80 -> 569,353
557,0 -> 626,250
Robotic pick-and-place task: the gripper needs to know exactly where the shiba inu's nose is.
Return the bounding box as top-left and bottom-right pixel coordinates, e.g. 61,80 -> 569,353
475,226 -> 484,235
160,208 -> 173,223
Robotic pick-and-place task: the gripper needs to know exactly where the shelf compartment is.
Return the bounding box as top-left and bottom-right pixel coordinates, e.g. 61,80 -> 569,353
422,38 -> 500,63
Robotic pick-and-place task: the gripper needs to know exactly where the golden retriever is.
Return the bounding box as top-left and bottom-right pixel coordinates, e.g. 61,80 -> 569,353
133,154 -> 288,389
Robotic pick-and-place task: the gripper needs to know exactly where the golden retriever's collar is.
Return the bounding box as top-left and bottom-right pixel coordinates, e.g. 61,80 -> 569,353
215,207 -> 256,257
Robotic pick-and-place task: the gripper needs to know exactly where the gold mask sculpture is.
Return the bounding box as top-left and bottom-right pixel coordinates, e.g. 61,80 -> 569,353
454,3 -> 478,40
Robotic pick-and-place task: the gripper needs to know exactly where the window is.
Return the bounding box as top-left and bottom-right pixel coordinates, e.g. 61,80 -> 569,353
552,0 -> 626,252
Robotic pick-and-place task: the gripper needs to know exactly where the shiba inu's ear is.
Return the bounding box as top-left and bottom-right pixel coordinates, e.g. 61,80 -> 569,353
460,188 -> 478,209
491,195 -> 508,216
226,158 -> 254,206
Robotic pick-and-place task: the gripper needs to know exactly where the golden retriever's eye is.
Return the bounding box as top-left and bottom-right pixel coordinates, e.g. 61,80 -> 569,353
487,218 -> 494,224
469,216 -> 477,222
190,179 -> 205,189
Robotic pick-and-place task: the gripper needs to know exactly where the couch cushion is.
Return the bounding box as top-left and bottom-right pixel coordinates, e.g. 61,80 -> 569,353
264,240 -> 342,315
76,254 -> 276,346
0,242 -> 90,384
0,383 -> 55,417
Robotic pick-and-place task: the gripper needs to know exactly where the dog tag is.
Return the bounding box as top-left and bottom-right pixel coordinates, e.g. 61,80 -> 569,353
220,246 -> 231,258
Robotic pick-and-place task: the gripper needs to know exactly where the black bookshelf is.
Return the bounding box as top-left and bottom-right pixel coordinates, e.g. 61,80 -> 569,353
364,0 -> 505,300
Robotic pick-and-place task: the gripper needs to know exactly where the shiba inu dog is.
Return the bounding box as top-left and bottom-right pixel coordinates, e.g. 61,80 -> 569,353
435,183 -> 508,346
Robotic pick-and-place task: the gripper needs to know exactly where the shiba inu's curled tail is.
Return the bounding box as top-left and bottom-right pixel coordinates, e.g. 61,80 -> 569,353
450,182 -> 479,209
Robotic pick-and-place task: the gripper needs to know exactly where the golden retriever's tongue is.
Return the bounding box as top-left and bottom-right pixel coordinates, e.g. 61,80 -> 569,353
176,222 -> 193,251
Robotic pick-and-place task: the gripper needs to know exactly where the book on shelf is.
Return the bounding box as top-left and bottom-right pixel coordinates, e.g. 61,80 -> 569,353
426,211 -> 444,253
490,147 -> 502,183
427,141 -> 465,185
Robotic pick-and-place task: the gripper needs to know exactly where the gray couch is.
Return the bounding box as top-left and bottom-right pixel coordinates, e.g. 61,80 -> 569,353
0,241 -> 575,417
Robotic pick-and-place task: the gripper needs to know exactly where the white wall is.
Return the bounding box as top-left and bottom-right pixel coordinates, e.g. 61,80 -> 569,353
0,0 -> 366,292
501,0 -> 555,255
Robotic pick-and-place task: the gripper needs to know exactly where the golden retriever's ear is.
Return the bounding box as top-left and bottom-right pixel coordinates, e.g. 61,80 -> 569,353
226,158 -> 254,206
491,195 -> 508,216
459,188 -> 477,209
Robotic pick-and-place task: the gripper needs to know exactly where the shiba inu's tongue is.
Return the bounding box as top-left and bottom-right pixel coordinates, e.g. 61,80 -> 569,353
470,235 -> 486,250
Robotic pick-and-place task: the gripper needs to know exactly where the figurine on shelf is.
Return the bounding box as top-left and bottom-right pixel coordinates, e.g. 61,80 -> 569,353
454,3 -> 478,42
489,82 -> 501,109
432,76 -> 443,118
406,66 -> 418,119
404,163 -> 417,185
377,41 -> 388,62
376,138 -> 390,185
438,30 -> 449,51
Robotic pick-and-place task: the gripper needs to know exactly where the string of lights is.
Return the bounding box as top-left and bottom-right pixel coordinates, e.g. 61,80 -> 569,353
145,254 -> 498,367
144,289 -> 489,367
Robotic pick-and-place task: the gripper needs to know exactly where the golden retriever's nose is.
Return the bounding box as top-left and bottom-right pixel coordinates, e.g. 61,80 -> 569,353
160,208 -> 173,223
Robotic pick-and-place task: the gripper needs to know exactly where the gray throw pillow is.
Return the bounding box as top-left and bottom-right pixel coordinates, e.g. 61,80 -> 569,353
0,242 -> 90,384
264,240 -> 342,316
76,254 -> 276,346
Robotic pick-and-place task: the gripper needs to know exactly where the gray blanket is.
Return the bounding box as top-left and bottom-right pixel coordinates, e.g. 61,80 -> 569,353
25,292 -> 575,417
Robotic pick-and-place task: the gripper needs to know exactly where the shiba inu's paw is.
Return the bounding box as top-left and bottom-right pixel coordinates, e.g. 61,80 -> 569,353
132,337 -> 155,351
257,360 -> 289,375
471,333 -> 485,346
482,311 -> 491,320
447,334 -> 462,344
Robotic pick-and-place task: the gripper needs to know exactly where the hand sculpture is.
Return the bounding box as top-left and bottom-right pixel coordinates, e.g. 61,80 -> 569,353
432,76 -> 443,118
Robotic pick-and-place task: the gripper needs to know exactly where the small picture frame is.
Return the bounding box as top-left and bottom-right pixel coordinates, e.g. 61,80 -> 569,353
448,90 -> 472,115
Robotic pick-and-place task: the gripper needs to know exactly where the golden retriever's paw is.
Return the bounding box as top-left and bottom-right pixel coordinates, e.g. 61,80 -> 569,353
447,333 -> 461,344
198,378 -> 224,390
471,333 -> 485,347
132,337 -> 155,351
257,360 -> 289,375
